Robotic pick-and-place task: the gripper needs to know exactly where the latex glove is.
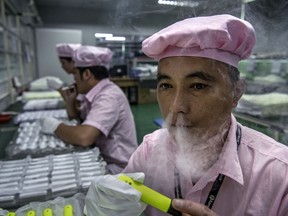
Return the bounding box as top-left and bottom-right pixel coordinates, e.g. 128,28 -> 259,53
85,173 -> 147,216
47,78 -> 64,90
39,117 -> 61,135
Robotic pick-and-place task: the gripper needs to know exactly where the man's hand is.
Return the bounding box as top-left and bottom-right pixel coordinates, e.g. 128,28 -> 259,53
39,117 -> 61,135
60,85 -> 77,104
84,173 -> 147,216
172,199 -> 218,216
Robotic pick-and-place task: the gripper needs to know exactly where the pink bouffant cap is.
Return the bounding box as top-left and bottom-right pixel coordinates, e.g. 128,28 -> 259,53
142,14 -> 256,68
73,46 -> 113,68
56,43 -> 81,58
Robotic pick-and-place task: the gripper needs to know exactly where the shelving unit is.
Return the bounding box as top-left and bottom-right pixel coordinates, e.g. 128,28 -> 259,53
96,36 -> 158,104
234,112 -> 288,145
130,56 -> 157,68
0,0 -> 39,112
95,35 -> 148,65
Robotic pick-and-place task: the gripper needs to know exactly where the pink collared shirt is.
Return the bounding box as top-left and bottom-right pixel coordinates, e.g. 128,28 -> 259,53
124,115 -> 288,216
81,79 -> 138,174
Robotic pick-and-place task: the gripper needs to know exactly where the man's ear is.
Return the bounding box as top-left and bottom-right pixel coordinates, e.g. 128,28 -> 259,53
83,69 -> 92,80
232,79 -> 245,108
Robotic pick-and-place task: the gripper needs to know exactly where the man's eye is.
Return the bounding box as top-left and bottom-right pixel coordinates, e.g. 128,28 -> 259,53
158,83 -> 171,90
191,83 -> 207,90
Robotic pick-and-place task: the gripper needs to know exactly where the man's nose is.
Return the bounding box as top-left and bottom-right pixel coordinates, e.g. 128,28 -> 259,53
169,89 -> 189,114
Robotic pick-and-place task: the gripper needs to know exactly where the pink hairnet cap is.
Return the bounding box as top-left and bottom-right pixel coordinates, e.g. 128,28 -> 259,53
142,14 -> 256,68
73,46 -> 113,68
56,43 -> 81,58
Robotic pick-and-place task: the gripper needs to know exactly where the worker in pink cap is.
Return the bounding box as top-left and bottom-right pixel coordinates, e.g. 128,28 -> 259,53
40,45 -> 138,175
56,43 -> 81,74
46,43 -> 84,119
84,15 -> 288,216
47,43 -> 81,90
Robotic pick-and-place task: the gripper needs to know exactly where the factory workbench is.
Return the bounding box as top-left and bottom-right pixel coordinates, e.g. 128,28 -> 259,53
0,101 -> 23,159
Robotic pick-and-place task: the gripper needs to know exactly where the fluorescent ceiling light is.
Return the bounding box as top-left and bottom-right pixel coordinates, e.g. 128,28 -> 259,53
105,36 -> 126,41
158,0 -> 199,8
95,33 -> 113,38
243,0 -> 255,3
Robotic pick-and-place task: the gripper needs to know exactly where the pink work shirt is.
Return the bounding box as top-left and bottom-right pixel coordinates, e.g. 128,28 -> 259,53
81,79 -> 138,174
124,115 -> 288,216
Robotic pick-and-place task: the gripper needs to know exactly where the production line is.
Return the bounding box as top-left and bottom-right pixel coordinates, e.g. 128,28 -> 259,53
0,78 -> 109,214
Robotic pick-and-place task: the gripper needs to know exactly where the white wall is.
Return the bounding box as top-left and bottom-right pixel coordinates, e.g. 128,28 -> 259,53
35,28 -> 82,84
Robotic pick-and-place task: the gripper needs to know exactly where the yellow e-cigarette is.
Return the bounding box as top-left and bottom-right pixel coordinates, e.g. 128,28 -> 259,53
26,210 -> 36,216
64,205 -> 73,216
118,174 -> 181,216
43,208 -> 53,216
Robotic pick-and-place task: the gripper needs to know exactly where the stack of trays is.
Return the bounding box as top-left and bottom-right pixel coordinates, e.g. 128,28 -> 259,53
5,120 -> 83,159
0,148 -> 107,209
14,109 -> 68,124
23,99 -> 65,111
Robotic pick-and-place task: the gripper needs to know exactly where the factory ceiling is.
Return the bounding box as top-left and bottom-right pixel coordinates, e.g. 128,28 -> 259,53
33,0 -> 288,28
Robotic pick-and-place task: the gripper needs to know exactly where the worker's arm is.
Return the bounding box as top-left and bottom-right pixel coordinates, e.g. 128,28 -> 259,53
40,117 -> 101,147
55,123 -> 101,147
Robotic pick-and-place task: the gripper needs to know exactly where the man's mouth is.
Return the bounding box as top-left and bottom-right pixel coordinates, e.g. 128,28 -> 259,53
170,124 -> 193,128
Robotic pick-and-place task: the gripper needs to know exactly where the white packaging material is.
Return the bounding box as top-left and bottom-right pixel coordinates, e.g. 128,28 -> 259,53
22,182 -> 49,191
19,190 -> 48,199
14,109 -> 68,124
15,193 -> 85,216
0,148 -> 106,209
6,120 -> 79,159
23,99 -> 64,111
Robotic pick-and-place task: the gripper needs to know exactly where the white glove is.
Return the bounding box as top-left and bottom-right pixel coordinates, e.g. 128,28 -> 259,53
47,78 -> 64,90
39,117 -> 61,134
85,173 -> 147,216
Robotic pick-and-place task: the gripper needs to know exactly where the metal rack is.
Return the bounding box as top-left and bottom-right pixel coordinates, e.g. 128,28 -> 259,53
0,0 -> 39,112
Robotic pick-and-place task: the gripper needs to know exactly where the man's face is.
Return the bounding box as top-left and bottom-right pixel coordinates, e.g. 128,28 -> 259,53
73,69 -> 86,94
157,56 -> 237,139
60,59 -> 75,74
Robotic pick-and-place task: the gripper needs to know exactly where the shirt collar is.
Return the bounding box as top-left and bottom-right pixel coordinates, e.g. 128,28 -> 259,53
215,114 -> 244,185
85,78 -> 110,102
191,115 -> 244,191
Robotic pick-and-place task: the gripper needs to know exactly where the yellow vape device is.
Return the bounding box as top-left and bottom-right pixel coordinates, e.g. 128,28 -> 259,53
26,210 -> 36,216
118,174 -> 181,216
43,208 -> 53,216
64,205 -> 73,216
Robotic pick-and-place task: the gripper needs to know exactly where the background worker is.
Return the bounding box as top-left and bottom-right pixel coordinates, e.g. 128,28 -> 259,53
56,43 -> 81,75
40,45 -> 138,174
47,43 -> 83,119
47,43 -> 81,89
84,14 -> 288,216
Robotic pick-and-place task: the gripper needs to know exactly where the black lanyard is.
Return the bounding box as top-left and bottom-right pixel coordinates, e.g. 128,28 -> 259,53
174,125 -> 242,209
